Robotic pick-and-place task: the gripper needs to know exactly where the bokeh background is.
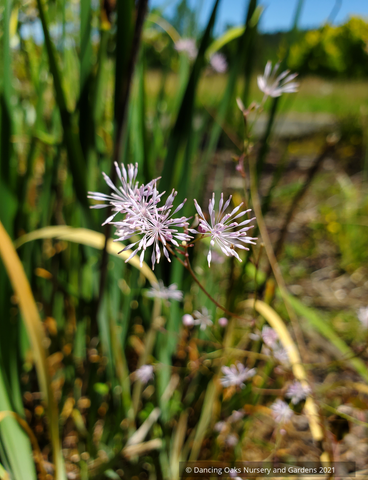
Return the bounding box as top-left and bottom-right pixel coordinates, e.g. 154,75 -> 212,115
1,0 -> 368,479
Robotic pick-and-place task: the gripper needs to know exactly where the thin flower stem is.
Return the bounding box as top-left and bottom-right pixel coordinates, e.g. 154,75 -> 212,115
97,0 -> 148,317
186,232 -> 205,245
246,99 -> 265,137
264,425 -> 284,462
248,152 -> 309,362
132,298 -> 162,418
252,387 -> 284,395
263,142 -> 335,283
166,244 -> 251,323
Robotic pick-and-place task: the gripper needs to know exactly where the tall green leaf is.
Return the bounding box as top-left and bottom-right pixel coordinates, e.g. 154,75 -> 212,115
0,0 -> 13,188
114,0 -> 135,132
286,294 -> 368,382
0,369 -> 37,480
35,0 -> 91,215
79,0 -> 94,159
159,0 -> 221,194
192,0 -> 260,203
256,0 -> 304,180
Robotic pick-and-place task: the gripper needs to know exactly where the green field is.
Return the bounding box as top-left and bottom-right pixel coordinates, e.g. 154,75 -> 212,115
2,1 -> 368,478
145,71 -> 368,116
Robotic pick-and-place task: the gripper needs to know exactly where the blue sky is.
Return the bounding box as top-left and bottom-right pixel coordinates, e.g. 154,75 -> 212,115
150,0 -> 368,33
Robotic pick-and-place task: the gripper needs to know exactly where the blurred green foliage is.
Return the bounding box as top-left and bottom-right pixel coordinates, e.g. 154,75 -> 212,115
146,16 -> 368,79
1,0 -> 368,478
289,17 -> 368,77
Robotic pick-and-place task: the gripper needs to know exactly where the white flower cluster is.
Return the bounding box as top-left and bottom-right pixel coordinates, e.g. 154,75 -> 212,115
145,281 -> 183,302
357,306 -> 368,329
174,39 -> 228,73
89,162 -> 190,269
236,61 -> 298,116
261,326 -> 290,367
257,61 -> 299,98
214,409 -> 244,432
285,381 -> 311,404
89,61 -> 299,271
209,53 -> 227,73
135,365 -> 154,384
191,193 -> 256,267
89,164 -> 256,269
251,326 -> 290,366
182,307 -> 213,330
174,38 -> 197,59
221,362 -> 256,388
270,399 -> 293,423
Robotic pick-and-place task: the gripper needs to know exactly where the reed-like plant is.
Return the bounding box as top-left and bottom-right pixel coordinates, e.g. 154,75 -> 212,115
1,0 -> 368,479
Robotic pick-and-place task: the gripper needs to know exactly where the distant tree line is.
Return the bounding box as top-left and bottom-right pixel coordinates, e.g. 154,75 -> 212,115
144,15 -> 368,78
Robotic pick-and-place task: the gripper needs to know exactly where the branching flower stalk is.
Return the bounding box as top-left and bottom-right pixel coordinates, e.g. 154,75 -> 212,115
234,59 -> 308,363
89,161 -> 257,324
165,242 -> 254,323
88,61 -> 305,354
132,296 -> 162,418
97,0 -> 149,318
90,163 -> 256,270
87,61 -> 331,470
237,60 -> 333,462
248,144 -> 309,363
236,61 -> 299,189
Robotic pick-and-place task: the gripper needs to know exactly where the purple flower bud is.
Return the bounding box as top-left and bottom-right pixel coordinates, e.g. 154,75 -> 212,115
218,317 -> 228,327
182,314 -> 194,326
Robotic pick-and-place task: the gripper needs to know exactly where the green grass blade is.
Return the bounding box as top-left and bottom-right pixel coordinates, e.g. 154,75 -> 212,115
0,462 -> 10,480
256,0 -> 304,181
0,222 -> 66,480
79,0 -> 94,159
0,369 -> 37,480
206,25 -> 245,58
286,294 -> 368,382
80,0 -> 92,90
0,0 -> 13,188
192,0 -> 261,203
129,54 -> 149,181
35,0 -> 91,214
146,13 -> 180,43
0,180 -> 17,236
187,381 -> 217,460
159,0 -> 220,194
92,29 -> 109,125
114,0 -> 134,127
241,0 -> 259,106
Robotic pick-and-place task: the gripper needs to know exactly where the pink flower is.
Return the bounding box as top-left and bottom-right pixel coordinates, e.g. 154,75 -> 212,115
174,38 -> 197,59
261,326 -> 278,348
357,307 -> 368,329
146,281 -> 183,302
228,410 -> 244,423
218,317 -> 228,327
270,399 -> 293,423
114,189 -> 191,269
182,314 -> 194,326
89,163 -> 192,269
210,53 -> 227,73
88,162 -> 161,225
192,307 -> 213,330
225,433 -> 238,447
258,61 -> 299,98
221,363 -> 256,388
285,381 -> 311,404
191,193 -> 256,267
135,365 -> 154,384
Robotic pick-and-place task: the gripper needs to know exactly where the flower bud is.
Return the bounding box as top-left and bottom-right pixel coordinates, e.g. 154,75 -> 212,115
218,317 -> 228,327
